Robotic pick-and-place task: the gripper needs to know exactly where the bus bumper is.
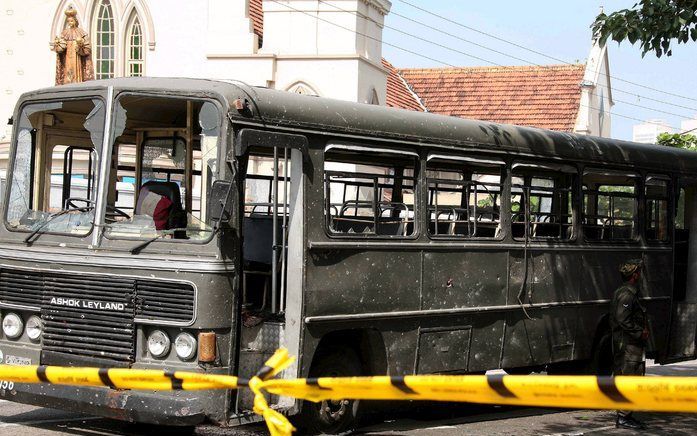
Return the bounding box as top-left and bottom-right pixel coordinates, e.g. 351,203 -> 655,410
0,382 -> 228,425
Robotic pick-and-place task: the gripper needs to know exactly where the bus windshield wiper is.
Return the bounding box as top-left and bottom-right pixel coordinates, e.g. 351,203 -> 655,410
24,206 -> 93,244
130,227 -> 216,255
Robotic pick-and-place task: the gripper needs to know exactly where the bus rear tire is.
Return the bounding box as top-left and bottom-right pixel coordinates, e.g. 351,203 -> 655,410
298,348 -> 362,434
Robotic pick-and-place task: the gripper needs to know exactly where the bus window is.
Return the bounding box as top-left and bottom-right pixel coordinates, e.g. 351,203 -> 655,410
426,157 -> 502,238
104,96 -> 220,242
646,176 -> 670,242
510,168 -> 574,241
325,147 -> 416,237
48,145 -> 96,213
112,143 -> 137,214
582,171 -> 638,241
244,154 -> 290,216
5,98 -> 104,236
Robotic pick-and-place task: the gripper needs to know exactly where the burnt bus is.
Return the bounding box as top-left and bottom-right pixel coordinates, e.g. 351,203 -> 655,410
1,77 -> 697,432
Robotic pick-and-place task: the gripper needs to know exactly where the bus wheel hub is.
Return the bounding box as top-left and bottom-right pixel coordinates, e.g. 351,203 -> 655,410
321,399 -> 350,421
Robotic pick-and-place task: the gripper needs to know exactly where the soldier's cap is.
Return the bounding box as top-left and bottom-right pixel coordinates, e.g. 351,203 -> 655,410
619,259 -> 644,275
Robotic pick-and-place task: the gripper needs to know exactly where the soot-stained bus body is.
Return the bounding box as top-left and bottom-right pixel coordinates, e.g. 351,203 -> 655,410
0,77 -> 696,431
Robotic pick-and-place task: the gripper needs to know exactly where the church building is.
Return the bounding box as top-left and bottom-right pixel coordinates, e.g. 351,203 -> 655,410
0,0 -> 613,153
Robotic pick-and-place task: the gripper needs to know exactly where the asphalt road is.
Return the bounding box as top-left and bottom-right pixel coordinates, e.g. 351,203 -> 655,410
1,360 -> 696,435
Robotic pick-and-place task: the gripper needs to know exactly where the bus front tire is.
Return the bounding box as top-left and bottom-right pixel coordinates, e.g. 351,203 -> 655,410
298,349 -> 362,434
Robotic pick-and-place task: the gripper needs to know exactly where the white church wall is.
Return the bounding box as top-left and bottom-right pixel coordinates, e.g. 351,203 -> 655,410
263,0 -> 359,56
0,0 -> 56,143
357,58 -> 388,105
206,0 -> 259,56
206,56 -> 276,87
276,58 -> 359,100
356,0 -> 388,64
145,1 -> 209,78
0,0 -> 392,148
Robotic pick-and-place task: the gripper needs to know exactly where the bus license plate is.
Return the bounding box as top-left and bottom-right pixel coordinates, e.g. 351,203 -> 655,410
0,352 -> 31,390
5,355 -> 31,366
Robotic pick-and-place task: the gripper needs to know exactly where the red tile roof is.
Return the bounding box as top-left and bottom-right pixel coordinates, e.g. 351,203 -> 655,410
250,0 -> 263,46
382,59 -> 426,112
394,64 -> 586,131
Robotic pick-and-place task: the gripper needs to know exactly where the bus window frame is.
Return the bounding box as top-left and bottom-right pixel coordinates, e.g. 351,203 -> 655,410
426,153 -> 506,241
99,91 -> 226,247
645,173 -> 672,245
581,168 -> 641,244
323,142 -> 420,240
509,161 -> 578,243
3,96 -> 106,240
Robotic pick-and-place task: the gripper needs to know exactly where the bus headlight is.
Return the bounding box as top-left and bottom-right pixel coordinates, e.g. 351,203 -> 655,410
175,333 -> 197,361
26,316 -> 42,341
147,330 -> 170,358
2,313 -> 23,339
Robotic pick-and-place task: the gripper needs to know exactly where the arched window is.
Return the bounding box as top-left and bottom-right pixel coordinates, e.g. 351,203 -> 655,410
93,0 -> 115,79
126,14 -> 144,77
286,82 -> 319,96
369,88 -> 380,105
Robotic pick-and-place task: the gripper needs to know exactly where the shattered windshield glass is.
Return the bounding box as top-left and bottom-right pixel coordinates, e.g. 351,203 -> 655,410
5,98 -> 105,237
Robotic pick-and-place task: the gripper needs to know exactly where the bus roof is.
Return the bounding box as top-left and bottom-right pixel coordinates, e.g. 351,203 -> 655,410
21,77 -> 697,175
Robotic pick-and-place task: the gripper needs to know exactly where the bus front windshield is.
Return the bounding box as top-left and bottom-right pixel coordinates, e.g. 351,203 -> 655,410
6,98 -> 105,237
103,95 -> 221,242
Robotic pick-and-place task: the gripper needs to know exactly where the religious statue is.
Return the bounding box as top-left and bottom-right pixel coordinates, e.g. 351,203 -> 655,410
51,8 -> 94,85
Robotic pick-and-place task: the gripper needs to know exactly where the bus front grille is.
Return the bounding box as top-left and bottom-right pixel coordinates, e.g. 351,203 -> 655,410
0,267 -> 196,363
42,275 -> 136,364
0,269 -> 44,309
135,280 -> 196,324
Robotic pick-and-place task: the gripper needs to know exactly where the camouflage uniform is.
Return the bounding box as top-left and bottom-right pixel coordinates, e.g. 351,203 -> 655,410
610,282 -> 647,376
610,259 -> 648,429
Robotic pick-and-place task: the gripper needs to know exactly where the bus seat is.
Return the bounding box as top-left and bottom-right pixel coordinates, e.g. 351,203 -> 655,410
474,223 -> 497,237
512,222 -> 526,239
243,214 -> 283,267
405,220 -> 415,235
376,218 -> 404,236
430,220 -> 454,235
583,224 -> 603,240
135,181 -> 185,230
611,225 -> 634,240
332,217 -> 374,233
533,223 -> 561,238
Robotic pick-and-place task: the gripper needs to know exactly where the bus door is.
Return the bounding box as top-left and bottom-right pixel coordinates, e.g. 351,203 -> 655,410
233,130 -> 306,413
664,177 -> 697,362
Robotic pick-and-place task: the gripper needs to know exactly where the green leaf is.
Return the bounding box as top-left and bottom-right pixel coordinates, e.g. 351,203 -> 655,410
628,29 -> 639,44
692,27 -> 697,41
679,10 -> 694,21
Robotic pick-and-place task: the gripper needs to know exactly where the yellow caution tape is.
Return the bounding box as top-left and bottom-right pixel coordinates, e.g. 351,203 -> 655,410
0,349 -> 296,436
0,364 -> 243,390
263,373 -> 697,413
2,348 -> 697,436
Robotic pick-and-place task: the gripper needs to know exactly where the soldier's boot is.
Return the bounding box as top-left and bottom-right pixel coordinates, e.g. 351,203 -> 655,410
616,413 -> 646,430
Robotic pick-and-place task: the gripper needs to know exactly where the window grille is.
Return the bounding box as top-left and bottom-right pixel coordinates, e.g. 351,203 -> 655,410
427,158 -> 503,239
582,171 -> 638,241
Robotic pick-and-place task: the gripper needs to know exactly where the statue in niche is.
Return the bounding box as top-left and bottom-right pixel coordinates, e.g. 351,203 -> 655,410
51,7 -> 94,85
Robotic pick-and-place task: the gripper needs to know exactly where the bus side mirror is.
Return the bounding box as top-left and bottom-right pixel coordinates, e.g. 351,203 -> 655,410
208,180 -> 234,223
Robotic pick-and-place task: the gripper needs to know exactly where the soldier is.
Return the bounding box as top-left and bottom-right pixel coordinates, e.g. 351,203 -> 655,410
610,258 -> 649,429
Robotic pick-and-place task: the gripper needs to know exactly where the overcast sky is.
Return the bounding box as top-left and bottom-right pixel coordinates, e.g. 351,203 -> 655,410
382,0 -> 697,141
